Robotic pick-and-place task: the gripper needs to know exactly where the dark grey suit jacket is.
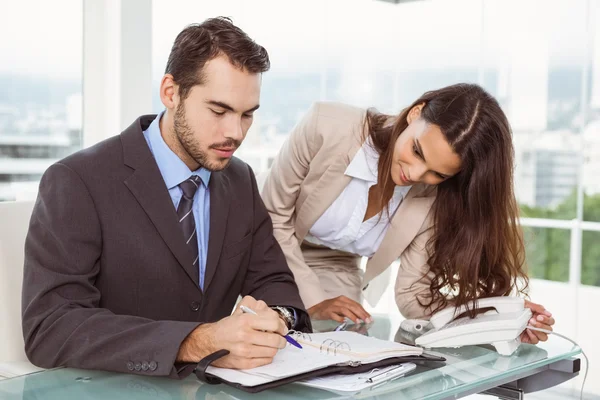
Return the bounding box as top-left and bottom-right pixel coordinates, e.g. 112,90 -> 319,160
21,115 -> 310,378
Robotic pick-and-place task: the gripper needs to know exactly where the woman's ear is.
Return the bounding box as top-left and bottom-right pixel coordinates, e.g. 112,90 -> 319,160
407,103 -> 425,124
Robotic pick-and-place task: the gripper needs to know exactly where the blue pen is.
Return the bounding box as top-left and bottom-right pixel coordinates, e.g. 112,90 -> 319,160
239,305 -> 303,349
335,317 -> 352,331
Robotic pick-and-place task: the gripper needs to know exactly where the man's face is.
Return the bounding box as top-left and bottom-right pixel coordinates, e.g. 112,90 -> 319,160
173,55 -> 261,171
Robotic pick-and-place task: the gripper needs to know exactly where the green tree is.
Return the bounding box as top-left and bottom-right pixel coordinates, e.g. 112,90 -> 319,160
520,191 -> 600,286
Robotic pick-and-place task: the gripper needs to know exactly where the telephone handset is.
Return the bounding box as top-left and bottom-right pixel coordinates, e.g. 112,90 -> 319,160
412,297 -> 532,356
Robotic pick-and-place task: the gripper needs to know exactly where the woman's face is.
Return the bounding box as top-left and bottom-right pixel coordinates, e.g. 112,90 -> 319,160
390,105 -> 462,186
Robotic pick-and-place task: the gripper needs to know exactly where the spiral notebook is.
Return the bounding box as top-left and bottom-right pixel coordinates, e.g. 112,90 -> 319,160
201,331 -> 429,390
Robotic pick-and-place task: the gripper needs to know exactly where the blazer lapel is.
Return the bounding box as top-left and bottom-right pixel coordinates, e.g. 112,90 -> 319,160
125,161 -> 200,288
203,171 -> 230,291
295,155 -> 353,241
363,184 -> 435,284
295,116 -> 366,240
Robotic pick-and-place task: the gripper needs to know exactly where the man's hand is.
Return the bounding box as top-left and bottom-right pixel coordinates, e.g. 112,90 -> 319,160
520,300 -> 555,344
231,295 -> 277,317
308,296 -> 372,324
177,296 -> 288,369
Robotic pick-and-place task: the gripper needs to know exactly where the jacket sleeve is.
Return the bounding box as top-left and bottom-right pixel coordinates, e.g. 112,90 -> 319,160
240,164 -> 312,332
394,214 -> 440,319
260,103 -> 332,309
22,163 -> 200,378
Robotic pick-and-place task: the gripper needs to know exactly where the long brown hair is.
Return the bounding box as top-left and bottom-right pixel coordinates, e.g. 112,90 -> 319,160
366,83 -> 528,316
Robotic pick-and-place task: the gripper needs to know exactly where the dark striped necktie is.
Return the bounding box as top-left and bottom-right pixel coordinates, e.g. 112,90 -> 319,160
177,175 -> 201,267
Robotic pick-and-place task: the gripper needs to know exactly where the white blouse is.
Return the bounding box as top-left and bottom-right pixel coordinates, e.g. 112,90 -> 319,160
304,141 -> 411,257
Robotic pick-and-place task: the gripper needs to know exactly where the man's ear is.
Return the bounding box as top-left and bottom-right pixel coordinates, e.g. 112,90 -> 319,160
159,74 -> 178,109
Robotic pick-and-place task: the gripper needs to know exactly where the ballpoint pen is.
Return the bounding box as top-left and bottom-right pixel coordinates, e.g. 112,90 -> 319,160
334,318 -> 350,331
239,305 -> 303,349
366,364 -> 408,383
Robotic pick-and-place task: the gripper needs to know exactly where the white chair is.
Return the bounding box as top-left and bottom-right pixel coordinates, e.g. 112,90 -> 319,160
0,200 -> 44,379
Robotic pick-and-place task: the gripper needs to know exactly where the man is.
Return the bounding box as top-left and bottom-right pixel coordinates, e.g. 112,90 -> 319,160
22,17 -> 310,379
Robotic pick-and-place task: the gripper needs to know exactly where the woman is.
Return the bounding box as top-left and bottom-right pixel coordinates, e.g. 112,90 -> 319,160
261,83 -> 554,344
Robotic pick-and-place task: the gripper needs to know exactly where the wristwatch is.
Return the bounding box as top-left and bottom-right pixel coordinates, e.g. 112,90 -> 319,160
271,306 -> 296,329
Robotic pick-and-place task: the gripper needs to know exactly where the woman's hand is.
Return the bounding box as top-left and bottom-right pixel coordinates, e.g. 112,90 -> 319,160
307,296 -> 372,324
520,300 -> 555,344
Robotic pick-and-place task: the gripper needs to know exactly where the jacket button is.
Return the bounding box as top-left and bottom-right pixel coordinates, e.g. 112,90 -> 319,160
142,362 -> 149,371
190,301 -> 200,311
134,362 -> 142,371
149,361 -> 158,371
126,361 -> 134,371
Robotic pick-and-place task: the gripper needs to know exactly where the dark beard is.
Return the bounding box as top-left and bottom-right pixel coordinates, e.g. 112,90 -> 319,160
173,103 -> 236,172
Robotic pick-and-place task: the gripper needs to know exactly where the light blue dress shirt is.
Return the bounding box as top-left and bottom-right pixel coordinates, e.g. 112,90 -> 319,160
143,111 -> 211,290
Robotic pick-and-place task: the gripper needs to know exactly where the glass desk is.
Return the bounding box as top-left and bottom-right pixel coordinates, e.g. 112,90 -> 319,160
0,316 -> 581,400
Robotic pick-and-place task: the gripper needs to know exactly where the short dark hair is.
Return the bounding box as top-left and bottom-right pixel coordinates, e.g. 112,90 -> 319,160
165,17 -> 270,100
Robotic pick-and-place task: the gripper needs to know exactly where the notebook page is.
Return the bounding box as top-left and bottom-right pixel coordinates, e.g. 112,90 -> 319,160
295,331 -> 422,360
206,342 -> 350,385
247,344 -> 351,378
205,332 -> 422,387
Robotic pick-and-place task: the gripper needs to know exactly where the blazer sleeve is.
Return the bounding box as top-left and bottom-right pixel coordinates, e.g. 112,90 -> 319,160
260,103 -> 330,309
240,165 -> 312,332
22,163 -> 200,378
394,213 -> 440,319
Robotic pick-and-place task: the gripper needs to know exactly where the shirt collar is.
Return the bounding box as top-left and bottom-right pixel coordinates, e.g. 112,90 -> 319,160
344,139 -> 379,183
145,110 -> 211,190
345,139 -> 412,198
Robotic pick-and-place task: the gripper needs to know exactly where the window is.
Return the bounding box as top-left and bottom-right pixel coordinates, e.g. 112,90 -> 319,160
582,230 -> 600,286
583,0 -> 600,222
0,0 -> 83,201
480,0 -> 590,219
323,0 -> 483,114
524,227 -> 570,282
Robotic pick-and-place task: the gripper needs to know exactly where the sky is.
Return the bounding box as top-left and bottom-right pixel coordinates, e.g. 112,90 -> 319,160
0,0 -> 596,80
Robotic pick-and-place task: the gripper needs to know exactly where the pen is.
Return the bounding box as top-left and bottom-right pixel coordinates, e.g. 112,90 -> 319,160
366,364 -> 406,383
334,321 -> 348,331
239,305 -> 303,349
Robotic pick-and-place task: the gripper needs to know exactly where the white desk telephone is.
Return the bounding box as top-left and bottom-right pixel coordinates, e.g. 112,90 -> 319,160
403,297 -> 532,356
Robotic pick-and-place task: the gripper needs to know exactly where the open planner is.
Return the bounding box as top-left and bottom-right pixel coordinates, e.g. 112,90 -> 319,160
194,331 -> 445,393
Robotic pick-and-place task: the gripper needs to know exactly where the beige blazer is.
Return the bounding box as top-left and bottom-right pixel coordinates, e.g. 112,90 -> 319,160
261,102 -> 437,319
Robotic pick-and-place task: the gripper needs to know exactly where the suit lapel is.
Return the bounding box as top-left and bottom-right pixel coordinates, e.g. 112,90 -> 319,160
124,161 -> 200,288
121,115 -> 200,290
363,184 -> 435,283
203,171 -> 230,291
